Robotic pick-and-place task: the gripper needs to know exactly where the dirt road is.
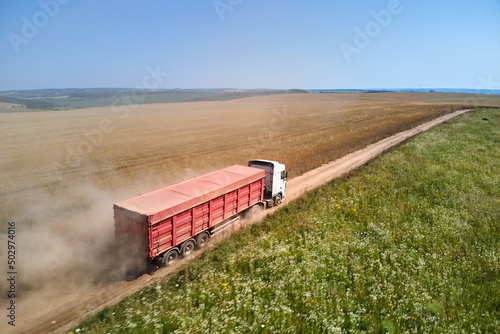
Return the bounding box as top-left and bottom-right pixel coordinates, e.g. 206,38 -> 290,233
15,109 -> 471,334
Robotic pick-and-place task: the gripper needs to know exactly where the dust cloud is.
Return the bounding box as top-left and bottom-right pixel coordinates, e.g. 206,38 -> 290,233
0,182 -> 160,304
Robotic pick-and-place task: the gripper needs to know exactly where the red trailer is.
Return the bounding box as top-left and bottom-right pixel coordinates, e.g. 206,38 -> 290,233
114,164 -> 266,266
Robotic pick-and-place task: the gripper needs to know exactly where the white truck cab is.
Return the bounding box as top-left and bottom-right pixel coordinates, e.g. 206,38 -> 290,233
248,159 -> 287,207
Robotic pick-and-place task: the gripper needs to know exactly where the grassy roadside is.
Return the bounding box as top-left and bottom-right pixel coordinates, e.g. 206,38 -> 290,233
74,108 -> 499,333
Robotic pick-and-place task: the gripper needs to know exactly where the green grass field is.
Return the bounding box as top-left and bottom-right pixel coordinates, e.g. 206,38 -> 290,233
73,108 -> 499,333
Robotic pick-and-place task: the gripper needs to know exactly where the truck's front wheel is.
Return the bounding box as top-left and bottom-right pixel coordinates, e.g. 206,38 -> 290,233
274,194 -> 282,206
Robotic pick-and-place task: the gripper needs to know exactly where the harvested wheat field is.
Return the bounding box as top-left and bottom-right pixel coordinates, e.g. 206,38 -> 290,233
2,92 -> 500,224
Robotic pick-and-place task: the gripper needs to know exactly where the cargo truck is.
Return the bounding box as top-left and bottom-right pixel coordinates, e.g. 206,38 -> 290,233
114,159 -> 287,266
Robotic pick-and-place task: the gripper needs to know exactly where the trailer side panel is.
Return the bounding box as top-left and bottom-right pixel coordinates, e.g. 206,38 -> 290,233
148,178 -> 264,259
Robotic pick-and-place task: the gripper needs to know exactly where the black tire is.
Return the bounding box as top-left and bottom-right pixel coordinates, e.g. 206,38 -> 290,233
163,249 -> 179,267
267,198 -> 275,208
274,193 -> 282,206
195,232 -> 209,250
181,239 -> 196,257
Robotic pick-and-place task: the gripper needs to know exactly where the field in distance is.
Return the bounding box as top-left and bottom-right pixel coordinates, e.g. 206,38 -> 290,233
1,92 -> 500,224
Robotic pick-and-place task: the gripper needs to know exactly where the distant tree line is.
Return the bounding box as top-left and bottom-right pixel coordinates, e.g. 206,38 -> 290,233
0,96 -> 55,110
69,91 -> 119,99
287,89 -> 308,94
68,89 -> 173,99
188,90 -> 294,102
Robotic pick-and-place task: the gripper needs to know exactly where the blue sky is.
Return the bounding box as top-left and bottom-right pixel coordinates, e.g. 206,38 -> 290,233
0,0 -> 499,90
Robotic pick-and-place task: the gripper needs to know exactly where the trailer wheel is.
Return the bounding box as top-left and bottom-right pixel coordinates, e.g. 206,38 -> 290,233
181,239 -> 196,257
274,194 -> 282,206
195,232 -> 209,249
163,249 -> 179,267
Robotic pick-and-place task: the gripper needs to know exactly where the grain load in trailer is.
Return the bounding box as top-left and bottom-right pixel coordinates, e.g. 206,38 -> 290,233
114,161 -> 287,266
